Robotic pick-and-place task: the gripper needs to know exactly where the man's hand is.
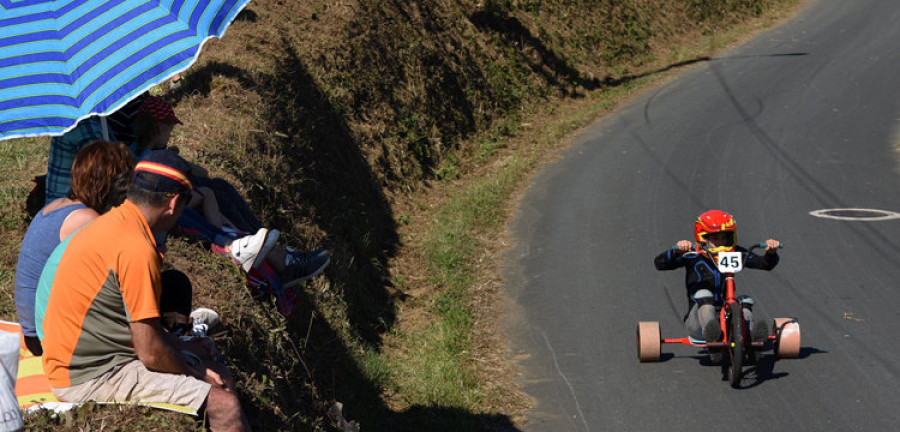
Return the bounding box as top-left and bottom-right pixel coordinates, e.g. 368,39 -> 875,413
132,318 -> 205,379
204,367 -> 225,387
764,238 -> 781,254
675,240 -> 693,252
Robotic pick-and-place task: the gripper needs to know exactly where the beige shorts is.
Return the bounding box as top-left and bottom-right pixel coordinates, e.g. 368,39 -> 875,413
52,359 -> 211,413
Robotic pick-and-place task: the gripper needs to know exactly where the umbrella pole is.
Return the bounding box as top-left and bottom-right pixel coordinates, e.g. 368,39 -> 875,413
100,116 -> 110,141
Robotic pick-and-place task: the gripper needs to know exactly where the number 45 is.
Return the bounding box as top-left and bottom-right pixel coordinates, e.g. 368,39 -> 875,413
716,252 -> 743,273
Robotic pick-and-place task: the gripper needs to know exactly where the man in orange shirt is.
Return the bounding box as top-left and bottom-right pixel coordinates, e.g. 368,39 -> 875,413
37,150 -> 249,431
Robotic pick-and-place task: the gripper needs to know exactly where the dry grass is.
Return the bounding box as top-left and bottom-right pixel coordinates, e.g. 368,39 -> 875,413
0,0 -> 806,430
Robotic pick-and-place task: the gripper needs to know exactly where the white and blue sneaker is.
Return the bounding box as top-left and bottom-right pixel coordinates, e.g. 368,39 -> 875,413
190,307 -> 220,337
230,228 -> 280,272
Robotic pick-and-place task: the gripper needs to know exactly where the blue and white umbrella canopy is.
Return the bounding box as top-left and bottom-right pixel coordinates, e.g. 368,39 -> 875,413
0,0 -> 250,141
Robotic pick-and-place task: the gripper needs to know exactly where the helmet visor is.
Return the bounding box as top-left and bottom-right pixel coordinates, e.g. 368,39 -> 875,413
704,231 -> 735,248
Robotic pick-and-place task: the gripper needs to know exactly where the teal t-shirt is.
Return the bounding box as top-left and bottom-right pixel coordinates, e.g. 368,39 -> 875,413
34,232 -> 76,340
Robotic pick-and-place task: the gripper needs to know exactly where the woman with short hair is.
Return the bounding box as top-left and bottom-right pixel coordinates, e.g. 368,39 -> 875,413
15,140 -> 136,355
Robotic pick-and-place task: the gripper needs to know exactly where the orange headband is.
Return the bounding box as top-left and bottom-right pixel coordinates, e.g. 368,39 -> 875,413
134,161 -> 193,191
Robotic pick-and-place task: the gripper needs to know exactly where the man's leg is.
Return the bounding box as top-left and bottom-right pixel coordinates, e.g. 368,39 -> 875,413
53,360 -> 211,413
53,359 -> 250,431
206,386 -> 251,432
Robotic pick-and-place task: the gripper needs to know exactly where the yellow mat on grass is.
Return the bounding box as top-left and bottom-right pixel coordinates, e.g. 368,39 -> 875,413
0,320 -> 196,415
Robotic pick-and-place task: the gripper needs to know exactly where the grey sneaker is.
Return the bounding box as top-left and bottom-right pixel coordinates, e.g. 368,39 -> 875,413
703,318 -> 722,343
190,307 -> 220,336
230,228 -> 279,272
752,320 -> 769,342
285,247 -> 330,266
703,319 -> 724,363
281,253 -> 331,288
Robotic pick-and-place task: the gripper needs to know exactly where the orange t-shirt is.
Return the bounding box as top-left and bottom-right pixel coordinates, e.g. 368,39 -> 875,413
40,200 -> 163,388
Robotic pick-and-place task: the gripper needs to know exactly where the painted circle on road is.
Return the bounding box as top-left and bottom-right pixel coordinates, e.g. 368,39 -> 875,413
809,208 -> 900,221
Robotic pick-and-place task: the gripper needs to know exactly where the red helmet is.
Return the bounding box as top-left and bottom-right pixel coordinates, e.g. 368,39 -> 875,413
694,210 -> 736,254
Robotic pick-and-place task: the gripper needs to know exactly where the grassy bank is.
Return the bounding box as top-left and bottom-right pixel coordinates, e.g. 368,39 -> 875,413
0,1 -> 804,430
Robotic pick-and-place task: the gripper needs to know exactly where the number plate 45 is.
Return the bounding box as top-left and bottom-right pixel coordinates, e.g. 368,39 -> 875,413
716,251 -> 743,273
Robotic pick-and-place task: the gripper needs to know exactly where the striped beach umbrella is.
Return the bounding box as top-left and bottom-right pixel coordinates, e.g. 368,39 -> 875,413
0,0 -> 250,142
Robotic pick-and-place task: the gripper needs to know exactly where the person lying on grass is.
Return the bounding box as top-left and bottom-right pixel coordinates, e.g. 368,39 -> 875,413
132,96 -> 330,287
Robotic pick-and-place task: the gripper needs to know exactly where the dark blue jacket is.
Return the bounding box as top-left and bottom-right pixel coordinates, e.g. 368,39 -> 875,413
654,245 -> 779,316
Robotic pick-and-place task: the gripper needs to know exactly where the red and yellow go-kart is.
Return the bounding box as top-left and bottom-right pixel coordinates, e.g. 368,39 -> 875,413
637,243 -> 800,388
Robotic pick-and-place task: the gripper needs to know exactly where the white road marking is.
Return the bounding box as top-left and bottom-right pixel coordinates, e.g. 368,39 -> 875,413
809,208 -> 900,221
542,331 -> 590,432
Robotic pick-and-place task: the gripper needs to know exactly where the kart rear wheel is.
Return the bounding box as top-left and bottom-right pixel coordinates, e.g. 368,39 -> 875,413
773,318 -> 801,359
728,303 -> 744,388
637,321 -> 661,362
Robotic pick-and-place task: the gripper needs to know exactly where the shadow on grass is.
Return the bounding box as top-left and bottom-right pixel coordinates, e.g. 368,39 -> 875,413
385,405 -> 521,432
179,34 -> 518,430
170,34 -> 520,432
469,10 -> 601,94
261,39 -> 400,346
327,0 -> 485,179
259,39 -> 521,431
168,61 -> 257,102
469,7 -> 810,98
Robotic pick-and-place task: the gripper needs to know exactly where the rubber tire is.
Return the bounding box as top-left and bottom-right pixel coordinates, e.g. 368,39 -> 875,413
773,318 -> 801,359
637,321 -> 661,362
728,303 -> 744,388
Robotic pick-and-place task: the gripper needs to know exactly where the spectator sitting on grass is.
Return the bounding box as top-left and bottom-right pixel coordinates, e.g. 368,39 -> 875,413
44,116 -> 114,204
15,140 -> 135,356
36,150 -> 250,431
132,96 -> 330,287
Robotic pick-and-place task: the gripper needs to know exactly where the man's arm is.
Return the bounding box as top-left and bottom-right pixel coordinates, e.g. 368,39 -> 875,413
130,318 -> 208,381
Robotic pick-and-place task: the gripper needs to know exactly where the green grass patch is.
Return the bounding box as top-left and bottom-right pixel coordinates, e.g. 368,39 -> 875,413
382,152 -> 529,410
368,57 -> 685,423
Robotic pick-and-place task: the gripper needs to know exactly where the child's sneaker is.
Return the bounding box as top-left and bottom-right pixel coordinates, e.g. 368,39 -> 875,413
752,320 -> 769,342
281,253 -> 331,288
190,307 -> 220,337
703,319 -> 724,363
703,318 -> 722,343
230,228 -> 279,272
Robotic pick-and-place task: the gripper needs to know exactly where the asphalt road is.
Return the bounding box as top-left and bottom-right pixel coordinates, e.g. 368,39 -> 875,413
503,1 -> 900,430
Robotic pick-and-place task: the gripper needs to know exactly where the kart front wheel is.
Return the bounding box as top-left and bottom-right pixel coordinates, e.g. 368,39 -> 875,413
728,304 -> 745,388
637,321 -> 661,362
773,318 -> 801,359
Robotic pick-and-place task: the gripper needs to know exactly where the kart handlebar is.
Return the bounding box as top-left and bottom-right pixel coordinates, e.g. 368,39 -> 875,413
672,242 -> 784,254
748,242 -> 785,252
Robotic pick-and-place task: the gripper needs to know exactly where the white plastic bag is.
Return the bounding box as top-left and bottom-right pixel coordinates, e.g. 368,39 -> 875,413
0,330 -> 23,432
